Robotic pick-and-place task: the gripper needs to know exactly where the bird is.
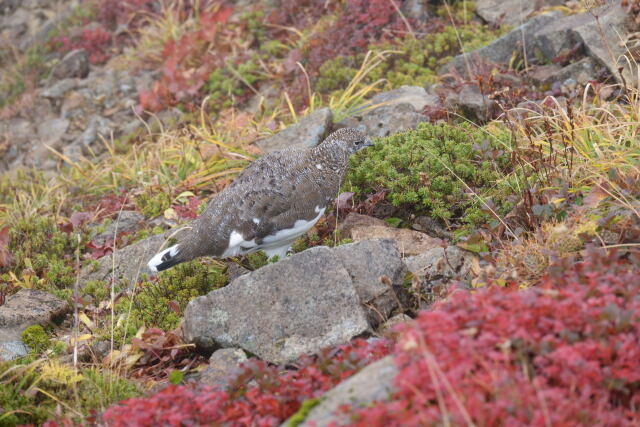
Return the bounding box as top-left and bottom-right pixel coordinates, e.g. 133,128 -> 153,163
147,127 -> 373,272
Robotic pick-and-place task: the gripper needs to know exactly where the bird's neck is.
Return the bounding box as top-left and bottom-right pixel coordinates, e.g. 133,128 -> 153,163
310,139 -> 349,167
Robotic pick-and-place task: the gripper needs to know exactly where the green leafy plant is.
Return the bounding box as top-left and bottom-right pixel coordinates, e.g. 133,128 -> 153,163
346,123 -> 515,228
128,259 -> 227,331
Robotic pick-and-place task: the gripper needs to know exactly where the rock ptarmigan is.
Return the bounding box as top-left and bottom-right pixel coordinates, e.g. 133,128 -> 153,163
147,128 -> 372,272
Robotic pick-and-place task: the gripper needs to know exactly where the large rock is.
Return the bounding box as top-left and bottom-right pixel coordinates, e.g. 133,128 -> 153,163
445,12 -> 561,76
534,2 -> 636,84
476,0 -> 564,27
334,239 -> 408,326
256,108 -> 332,153
293,355 -> 398,427
0,289 -> 69,361
183,246 -> 370,364
338,86 -> 438,138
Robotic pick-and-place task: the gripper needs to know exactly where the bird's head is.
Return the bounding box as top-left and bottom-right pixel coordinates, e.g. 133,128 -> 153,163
324,128 -> 373,155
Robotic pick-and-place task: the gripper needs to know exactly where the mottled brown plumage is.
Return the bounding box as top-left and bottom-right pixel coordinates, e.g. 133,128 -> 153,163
148,128 -> 372,272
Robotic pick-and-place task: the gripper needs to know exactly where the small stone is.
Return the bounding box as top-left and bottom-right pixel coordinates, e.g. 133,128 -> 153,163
337,213 -> 388,238
51,49 -> 90,80
445,84 -> 498,123
199,348 -> 247,387
293,356 -> 398,427
37,117 -> 69,146
378,313 -> 412,336
256,108 -> 333,153
349,225 -> 443,256
369,85 -> 439,112
41,78 -> 78,99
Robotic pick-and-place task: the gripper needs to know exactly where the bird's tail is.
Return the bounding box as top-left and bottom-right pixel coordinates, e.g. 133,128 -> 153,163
147,244 -> 181,272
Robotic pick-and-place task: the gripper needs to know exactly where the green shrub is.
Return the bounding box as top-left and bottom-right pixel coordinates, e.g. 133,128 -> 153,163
316,23 -> 502,95
0,361 -> 139,426
20,325 -> 51,354
129,260 -> 227,330
7,216 -> 79,290
346,123 -> 515,228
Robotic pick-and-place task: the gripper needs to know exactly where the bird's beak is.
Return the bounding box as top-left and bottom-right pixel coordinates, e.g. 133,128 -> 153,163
362,137 -> 374,149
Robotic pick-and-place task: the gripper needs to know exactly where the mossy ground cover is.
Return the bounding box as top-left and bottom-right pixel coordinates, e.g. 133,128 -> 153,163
346,122 -> 516,232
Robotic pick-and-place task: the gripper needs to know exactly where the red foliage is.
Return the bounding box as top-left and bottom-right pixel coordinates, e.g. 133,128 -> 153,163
350,248 -> 640,426
51,26 -> 113,65
137,6 -> 233,112
172,196 -> 201,220
93,192 -> 136,219
85,231 -> 134,260
100,339 -> 391,426
280,0 -> 408,107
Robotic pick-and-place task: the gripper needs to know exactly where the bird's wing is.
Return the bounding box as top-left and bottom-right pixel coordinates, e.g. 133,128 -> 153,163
233,166 -> 330,243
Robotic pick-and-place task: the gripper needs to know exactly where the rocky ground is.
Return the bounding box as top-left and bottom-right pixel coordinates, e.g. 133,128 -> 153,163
1,0 -> 640,426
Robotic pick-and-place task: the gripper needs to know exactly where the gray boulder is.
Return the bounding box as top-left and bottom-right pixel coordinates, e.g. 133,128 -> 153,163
534,2 -> 635,84
183,246 -> 370,364
293,355 -> 398,427
476,0 -> 564,27
0,289 -> 69,361
256,108 -> 332,153
445,12 -> 561,76
183,240 -> 408,364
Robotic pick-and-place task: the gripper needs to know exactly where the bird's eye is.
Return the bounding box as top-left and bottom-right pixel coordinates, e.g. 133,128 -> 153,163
355,140 -> 364,145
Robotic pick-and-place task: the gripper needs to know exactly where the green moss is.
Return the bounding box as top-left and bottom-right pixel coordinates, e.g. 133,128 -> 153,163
128,260 -> 227,330
206,55 -> 264,111
20,325 -> 50,354
135,191 -> 172,218
0,361 -> 139,426
288,398 -> 320,427
316,22 -> 503,95
346,123 -> 515,229
7,216 -> 81,290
